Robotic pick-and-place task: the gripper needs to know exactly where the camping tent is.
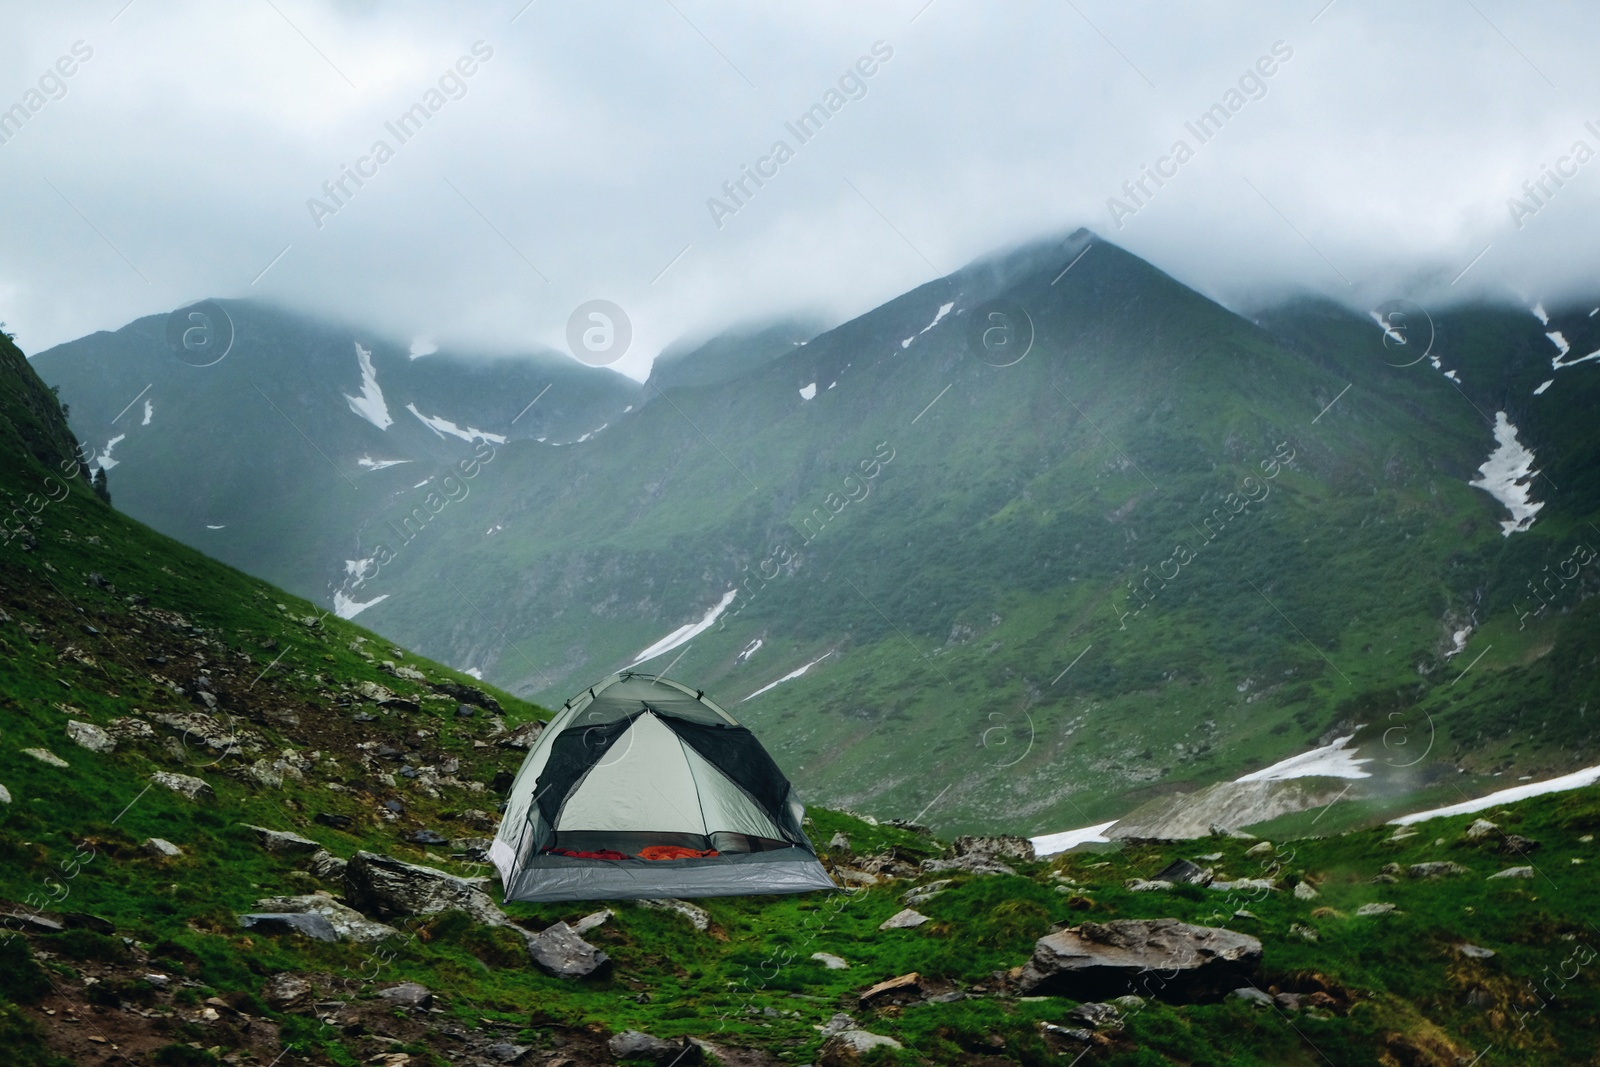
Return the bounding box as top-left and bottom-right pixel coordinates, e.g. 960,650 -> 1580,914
490,671 -> 837,901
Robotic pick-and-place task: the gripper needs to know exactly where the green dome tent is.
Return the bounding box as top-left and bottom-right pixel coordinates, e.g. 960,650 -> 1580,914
490,672 -> 837,901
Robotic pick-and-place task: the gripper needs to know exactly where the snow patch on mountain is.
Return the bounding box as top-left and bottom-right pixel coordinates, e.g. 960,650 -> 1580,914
742,651 -> 833,702
1468,411 -> 1544,536
736,638 -> 763,664
406,403 -> 508,444
1234,734 -> 1373,782
141,399 -> 154,425
799,383 -> 817,400
357,455 -> 411,471
334,589 -> 390,619
96,434 -> 127,471
343,343 -> 393,430
1391,764 -> 1600,825
1534,379 -> 1554,395
1031,820 -> 1118,858
627,588 -> 738,667
1532,302 -> 1549,325
409,337 -> 437,359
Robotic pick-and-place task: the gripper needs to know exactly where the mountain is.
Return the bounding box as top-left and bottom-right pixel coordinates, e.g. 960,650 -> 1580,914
31,301 -> 638,614
35,233 -> 1600,841
5,311 -> 1600,1064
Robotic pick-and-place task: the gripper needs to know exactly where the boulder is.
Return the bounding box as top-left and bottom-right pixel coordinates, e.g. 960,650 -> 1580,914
377,982 -> 433,1009
819,1029 -> 903,1066
878,908 -> 930,931
606,1030 -> 701,1064
1488,866 -> 1535,879
1064,1001 -> 1123,1030
150,771 -> 214,800
343,851 -> 506,926
1016,919 -> 1262,1001
239,911 -> 339,941
253,893 -> 400,943
1407,861 -> 1470,879
638,897 -> 710,932
242,824 -> 322,855
1152,859 -> 1212,885
528,921 -> 609,979
65,720 -> 116,753
262,972 -> 314,1009
495,721 -> 544,750
307,850 -> 348,881
143,838 -> 183,858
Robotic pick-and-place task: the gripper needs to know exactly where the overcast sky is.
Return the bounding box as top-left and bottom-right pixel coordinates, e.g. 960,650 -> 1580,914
2,1 -> 1598,380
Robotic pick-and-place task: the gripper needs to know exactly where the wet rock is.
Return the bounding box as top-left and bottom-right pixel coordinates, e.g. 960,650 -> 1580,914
528,921 -> 610,979
239,911 -> 339,941
65,720 -> 115,753
343,851 -> 507,926
606,1030 -> 701,1064
878,908 -> 930,931
377,982 -> 432,1009
150,770 -> 214,801
143,838 -> 182,858
1016,919 -> 1262,1001
242,824 -> 322,855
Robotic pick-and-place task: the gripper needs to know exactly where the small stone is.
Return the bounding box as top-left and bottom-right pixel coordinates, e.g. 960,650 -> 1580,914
571,909 -> 613,936
878,908 -> 930,930
1245,841 -> 1274,856
142,973 -> 171,990
262,973 -> 313,1009
1459,944 -> 1496,959
150,771 -> 214,801
638,898 -> 710,932
313,812 -> 353,830
1064,1001 -> 1122,1030
1488,866 -> 1535,879
239,912 -> 339,941
1464,818 -> 1498,840
606,1030 -> 701,1064
143,838 -> 182,858
528,922 -> 610,979
859,972 -> 922,1006
1152,858 -> 1211,885
902,879 -> 952,906
1230,987 -> 1275,1006
1274,991 -> 1303,1011
1355,903 -> 1397,917
811,952 -> 850,970
829,831 -> 851,850
242,824 -> 321,855
1290,923 -> 1319,941
22,747 -> 69,768
0,784 -> 9,804
1294,881 -> 1319,900
409,829 -> 448,845
1127,879 -> 1174,892
483,1044 -> 532,1064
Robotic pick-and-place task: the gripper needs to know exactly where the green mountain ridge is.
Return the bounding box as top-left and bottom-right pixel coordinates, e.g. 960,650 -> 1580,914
6,313 -> 1600,1063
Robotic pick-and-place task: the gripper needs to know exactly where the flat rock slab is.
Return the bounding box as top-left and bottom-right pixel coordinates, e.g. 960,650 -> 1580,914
242,824 -> 322,855
377,982 -> 433,1008
878,908 -> 930,931
254,893 -> 399,943
1017,918 -> 1262,1002
66,720 -> 115,753
150,771 -> 214,800
638,897 -> 710,931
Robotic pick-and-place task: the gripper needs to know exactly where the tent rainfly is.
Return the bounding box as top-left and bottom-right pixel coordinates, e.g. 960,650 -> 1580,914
490,672 -> 836,901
